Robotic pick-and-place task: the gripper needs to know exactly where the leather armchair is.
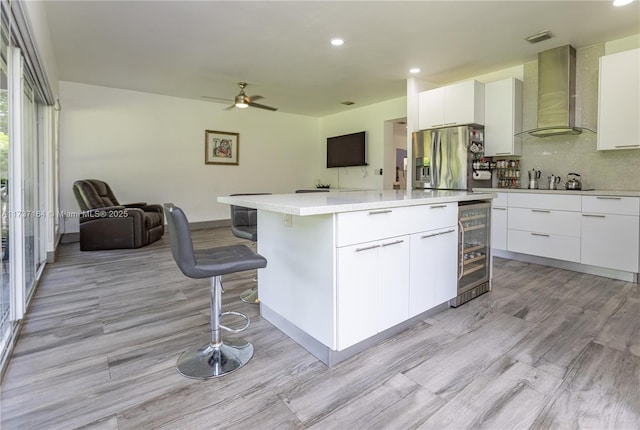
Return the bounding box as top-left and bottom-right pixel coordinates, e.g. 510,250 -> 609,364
72,179 -> 164,251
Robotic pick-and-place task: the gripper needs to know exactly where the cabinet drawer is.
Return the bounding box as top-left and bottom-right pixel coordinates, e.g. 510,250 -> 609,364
582,196 -> 640,216
508,229 -> 580,263
508,193 -> 581,211
409,202 -> 457,233
336,207 -> 411,247
508,207 -> 581,237
493,192 -> 508,207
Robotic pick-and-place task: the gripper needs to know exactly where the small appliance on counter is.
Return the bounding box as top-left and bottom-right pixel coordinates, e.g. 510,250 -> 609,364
548,174 -> 562,190
565,173 -> 582,190
528,169 -> 541,189
412,125 -> 491,191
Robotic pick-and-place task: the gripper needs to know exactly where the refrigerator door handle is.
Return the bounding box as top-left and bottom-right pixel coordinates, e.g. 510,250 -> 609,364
434,131 -> 442,188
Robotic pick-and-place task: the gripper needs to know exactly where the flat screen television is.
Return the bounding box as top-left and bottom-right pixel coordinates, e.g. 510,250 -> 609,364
326,131 -> 367,168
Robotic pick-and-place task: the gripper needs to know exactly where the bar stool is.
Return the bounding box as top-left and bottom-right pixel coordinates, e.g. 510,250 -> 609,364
163,203 -> 267,378
229,193 -> 270,304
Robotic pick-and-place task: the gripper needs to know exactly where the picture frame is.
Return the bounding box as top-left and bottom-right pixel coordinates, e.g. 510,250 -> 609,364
205,130 -> 239,165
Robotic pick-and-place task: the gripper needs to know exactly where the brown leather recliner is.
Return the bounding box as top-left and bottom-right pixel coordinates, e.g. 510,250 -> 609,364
72,179 -> 164,251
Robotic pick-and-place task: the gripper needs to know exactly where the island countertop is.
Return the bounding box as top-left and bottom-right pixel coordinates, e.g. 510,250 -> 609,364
218,189 -> 496,216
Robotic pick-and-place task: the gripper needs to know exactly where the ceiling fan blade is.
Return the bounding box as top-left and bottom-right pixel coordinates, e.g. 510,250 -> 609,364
201,95 -> 233,102
247,95 -> 264,102
224,104 -> 236,110
248,101 -> 278,111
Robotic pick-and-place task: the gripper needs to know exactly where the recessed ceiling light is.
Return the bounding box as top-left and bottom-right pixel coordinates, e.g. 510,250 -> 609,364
409,68 -> 421,74
613,0 -> 633,6
331,38 -> 344,46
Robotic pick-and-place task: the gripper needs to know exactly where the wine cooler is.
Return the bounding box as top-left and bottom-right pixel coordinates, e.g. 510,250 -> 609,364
451,201 -> 491,307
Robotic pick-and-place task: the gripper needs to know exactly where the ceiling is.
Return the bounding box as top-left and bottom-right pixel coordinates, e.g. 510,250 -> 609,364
42,1 -> 640,117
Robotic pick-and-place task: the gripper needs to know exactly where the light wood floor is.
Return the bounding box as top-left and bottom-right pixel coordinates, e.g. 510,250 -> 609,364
1,227 -> 639,429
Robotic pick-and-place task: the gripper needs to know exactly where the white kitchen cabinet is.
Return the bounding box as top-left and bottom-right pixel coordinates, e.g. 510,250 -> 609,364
507,194 -> 581,263
491,193 -> 508,251
484,78 -> 523,156
418,80 -> 485,130
409,226 -> 457,317
336,235 -> 410,350
581,196 -> 640,272
597,48 -> 640,151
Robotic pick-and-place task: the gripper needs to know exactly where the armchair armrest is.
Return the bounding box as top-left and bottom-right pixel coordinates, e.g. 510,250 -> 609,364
122,202 -> 148,209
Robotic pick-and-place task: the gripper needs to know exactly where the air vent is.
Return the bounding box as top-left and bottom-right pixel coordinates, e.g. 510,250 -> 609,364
525,30 -> 553,44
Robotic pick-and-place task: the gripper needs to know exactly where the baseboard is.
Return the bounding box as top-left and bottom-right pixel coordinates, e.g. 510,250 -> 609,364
260,301 -> 449,367
493,249 -> 638,283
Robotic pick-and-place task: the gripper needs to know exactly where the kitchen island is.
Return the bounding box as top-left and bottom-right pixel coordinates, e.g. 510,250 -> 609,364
219,189 -> 496,365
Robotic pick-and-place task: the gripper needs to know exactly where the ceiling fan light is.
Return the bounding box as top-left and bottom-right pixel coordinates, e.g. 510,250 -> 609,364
235,95 -> 248,108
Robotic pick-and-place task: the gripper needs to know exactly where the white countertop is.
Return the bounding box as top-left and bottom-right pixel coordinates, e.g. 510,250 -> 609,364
473,188 -> 640,198
219,189 -> 496,216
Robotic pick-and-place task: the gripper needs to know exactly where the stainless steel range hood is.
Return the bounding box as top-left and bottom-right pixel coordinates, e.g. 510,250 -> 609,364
521,44 -> 594,137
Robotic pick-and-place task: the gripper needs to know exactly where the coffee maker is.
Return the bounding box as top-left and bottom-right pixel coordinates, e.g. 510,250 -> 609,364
528,169 -> 541,189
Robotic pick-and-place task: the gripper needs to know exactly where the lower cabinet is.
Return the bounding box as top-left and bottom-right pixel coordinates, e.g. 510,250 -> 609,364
581,196 -> 640,272
336,235 -> 409,350
491,193 -> 508,251
409,227 -> 458,317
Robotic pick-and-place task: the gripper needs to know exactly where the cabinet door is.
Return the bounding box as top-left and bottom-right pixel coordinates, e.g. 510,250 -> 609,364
491,206 -> 508,250
581,213 -> 640,272
598,49 -> 640,150
445,80 -> 485,126
336,242 -> 379,350
377,237 -> 410,332
484,78 -> 522,156
433,228 -> 458,304
418,88 -> 445,129
409,227 -> 457,317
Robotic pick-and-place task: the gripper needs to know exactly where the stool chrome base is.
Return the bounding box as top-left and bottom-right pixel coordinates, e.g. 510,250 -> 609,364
176,339 -> 254,379
239,286 -> 259,304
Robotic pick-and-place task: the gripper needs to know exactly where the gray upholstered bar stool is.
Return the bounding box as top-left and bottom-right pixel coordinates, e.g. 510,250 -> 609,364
163,203 -> 267,378
229,193 -> 270,304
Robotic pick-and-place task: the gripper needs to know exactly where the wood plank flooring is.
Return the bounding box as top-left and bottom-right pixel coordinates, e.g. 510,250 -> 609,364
1,227 -> 639,429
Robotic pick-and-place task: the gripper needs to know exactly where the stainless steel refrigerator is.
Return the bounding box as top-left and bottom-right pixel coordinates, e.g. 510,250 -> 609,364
412,125 -> 487,191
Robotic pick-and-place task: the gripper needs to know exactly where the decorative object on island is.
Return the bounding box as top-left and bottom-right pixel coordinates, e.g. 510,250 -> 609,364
315,183 -> 331,189
205,130 -> 239,165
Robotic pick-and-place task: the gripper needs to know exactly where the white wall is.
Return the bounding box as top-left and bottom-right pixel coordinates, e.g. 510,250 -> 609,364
318,97 -> 406,190
59,82 -> 319,232
23,0 -> 59,97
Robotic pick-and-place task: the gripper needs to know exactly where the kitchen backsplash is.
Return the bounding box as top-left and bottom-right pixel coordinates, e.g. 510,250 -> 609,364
499,43 -> 640,191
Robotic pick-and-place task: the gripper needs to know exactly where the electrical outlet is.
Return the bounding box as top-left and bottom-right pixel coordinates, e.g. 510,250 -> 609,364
283,213 -> 292,227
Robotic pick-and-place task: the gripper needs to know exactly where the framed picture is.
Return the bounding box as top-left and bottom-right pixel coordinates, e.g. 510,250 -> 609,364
205,130 -> 239,165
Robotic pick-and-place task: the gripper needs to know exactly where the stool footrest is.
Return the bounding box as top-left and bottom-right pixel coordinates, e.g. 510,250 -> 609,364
220,310 -> 250,333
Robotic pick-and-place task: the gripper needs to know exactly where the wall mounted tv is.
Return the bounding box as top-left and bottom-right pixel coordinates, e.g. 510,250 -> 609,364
326,131 -> 367,168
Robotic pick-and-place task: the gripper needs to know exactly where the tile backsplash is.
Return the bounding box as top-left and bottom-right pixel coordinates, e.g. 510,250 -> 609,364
497,43 -> 640,191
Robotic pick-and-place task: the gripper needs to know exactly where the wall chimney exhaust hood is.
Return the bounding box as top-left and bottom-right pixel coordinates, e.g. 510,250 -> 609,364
520,44 -> 595,138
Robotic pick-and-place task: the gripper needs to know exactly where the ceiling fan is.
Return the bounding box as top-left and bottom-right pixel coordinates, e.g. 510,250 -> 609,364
202,82 -> 278,111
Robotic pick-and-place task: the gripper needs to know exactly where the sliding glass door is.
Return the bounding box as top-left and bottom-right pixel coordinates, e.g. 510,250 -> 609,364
0,50 -> 9,355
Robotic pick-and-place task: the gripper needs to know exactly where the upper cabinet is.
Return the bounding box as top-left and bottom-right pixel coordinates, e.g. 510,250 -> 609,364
418,80 -> 485,130
484,78 -> 523,157
597,48 -> 640,151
